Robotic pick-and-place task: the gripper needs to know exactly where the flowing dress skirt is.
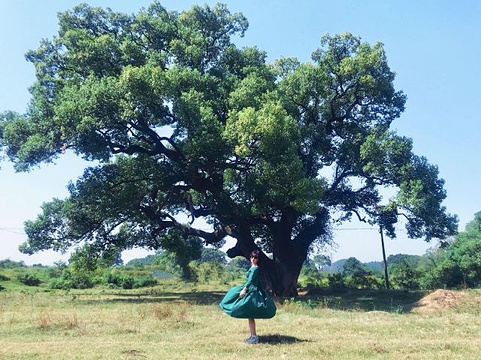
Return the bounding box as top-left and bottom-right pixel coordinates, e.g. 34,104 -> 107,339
220,285 -> 276,319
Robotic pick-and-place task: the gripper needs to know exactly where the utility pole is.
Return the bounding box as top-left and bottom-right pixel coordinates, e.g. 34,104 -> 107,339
379,225 -> 390,289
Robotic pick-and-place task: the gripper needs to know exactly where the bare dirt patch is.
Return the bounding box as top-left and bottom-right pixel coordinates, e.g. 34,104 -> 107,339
413,289 -> 469,313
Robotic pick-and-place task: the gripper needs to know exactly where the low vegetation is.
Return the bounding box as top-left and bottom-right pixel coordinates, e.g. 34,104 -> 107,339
1,281 -> 481,359
1,215 -> 479,358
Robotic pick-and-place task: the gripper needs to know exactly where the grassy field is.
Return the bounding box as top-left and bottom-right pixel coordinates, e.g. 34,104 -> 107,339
1,282 -> 481,360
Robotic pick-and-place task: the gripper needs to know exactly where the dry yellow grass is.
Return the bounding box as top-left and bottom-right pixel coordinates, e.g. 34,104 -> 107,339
1,287 -> 481,359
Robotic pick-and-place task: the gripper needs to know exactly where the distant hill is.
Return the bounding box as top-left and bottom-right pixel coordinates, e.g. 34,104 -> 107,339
321,259 -> 384,273
364,261 -> 383,271
320,255 -> 423,274
321,259 -> 346,273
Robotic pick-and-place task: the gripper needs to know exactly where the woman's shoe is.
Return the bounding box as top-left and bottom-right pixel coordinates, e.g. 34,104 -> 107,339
245,335 -> 259,344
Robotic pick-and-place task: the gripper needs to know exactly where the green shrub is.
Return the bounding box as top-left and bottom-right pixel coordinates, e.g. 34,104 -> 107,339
345,274 -> 383,289
327,273 -> 346,291
105,272 -> 134,289
188,261 -> 226,283
301,272 -> 328,288
133,276 -> 157,288
120,276 -> 134,289
48,268 -> 93,290
49,278 -> 73,290
18,273 -> 41,286
227,257 -> 250,271
0,259 -> 25,269
0,273 -> 10,281
390,261 -> 421,290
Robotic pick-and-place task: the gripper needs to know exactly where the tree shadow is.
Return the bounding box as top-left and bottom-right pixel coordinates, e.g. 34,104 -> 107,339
76,288 -> 428,313
78,290 -> 225,306
259,334 -> 309,345
296,288 -> 428,313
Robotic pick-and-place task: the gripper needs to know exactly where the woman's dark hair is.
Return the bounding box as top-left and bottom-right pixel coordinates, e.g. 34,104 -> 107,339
249,250 -> 260,260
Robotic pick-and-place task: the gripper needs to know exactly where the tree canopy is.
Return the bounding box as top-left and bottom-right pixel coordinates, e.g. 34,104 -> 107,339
0,2 -> 457,295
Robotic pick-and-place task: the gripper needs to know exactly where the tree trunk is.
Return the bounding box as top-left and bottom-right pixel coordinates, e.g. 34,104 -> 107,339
262,258 -> 303,297
226,215 -> 312,297
226,241 -> 305,297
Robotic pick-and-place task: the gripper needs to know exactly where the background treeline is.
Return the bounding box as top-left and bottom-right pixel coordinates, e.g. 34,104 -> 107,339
1,211 -> 480,292
302,211 -> 481,291
0,247 -> 251,291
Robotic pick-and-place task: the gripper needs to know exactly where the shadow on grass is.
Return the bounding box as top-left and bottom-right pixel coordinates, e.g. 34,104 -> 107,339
296,288 -> 428,313
259,334 -> 309,345
79,290 -> 225,306
77,288 -> 428,313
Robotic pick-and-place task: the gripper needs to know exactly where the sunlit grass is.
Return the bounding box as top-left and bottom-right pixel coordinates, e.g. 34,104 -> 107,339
1,285 -> 481,359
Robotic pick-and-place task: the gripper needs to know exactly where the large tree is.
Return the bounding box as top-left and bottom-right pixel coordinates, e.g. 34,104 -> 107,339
0,2 -> 457,295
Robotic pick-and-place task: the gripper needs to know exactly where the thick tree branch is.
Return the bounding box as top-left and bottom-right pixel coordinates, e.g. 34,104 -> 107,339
293,208 -> 329,253
139,204 -> 229,245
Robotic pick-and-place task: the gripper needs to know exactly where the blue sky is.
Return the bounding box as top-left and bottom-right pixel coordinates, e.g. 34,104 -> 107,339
1,0 -> 480,264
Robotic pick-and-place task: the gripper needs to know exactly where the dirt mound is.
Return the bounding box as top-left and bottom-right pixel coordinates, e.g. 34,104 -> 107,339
413,289 -> 468,313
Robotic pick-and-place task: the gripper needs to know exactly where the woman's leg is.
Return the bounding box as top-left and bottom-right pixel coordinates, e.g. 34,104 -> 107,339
248,318 -> 256,336
245,318 -> 258,344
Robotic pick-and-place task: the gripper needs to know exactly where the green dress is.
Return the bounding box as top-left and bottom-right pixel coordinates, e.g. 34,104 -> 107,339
219,266 -> 276,319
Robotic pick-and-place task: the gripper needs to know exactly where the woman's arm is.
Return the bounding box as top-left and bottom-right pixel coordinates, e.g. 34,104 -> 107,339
239,267 -> 258,298
239,287 -> 248,298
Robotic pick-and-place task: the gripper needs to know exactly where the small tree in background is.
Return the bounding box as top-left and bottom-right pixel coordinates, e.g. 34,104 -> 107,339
198,248 -> 227,265
425,212 -> 481,288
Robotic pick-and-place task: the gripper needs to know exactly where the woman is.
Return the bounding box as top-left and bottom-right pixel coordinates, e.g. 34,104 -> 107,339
219,250 -> 276,344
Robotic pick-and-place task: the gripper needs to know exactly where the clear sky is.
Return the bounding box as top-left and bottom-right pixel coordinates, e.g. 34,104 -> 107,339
1,0 -> 480,265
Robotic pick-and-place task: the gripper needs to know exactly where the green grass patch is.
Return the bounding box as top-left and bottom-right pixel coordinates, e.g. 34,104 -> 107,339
1,285 -> 481,359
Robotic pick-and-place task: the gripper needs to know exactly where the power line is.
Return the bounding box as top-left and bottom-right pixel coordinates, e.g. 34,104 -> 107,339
334,227 -> 375,231
333,227 -> 407,233
0,228 -> 26,235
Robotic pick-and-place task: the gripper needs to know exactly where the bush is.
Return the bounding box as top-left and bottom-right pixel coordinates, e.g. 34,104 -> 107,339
0,273 -> 10,281
0,259 -> 25,269
327,273 -> 346,291
105,272 -> 135,289
188,261 -> 226,283
18,273 -> 41,286
49,268 -> 93,290
49,278 -> 74,290
390,261 -> 421,290
227,257 -> 250,271
302,273 -> 328,288
345,274 -> 383,289
0,284 -> 5,291
133,276 -> 157,288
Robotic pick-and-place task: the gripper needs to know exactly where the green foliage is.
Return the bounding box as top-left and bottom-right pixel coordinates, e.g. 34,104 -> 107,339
198,248 -> 227,265
299,264 -> 328,288
127,255 -> 156,267
105,271 -> 134,289
17,273 -> 42,286
342,257 -> 371,278
390,260 -> 421,290
49,267 -> 94,290
104,269 -> 158,289
227,256 -> 250,271
188,261 -> 226,283
327,273 -> 347,291
0,2 -> 457,295
417,212 -> 481,289
312,255 -> 331,270
0,259 -> 26,268
133,276 -> 158,288
151,251 -> 184,278
344,274 -> 383,289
